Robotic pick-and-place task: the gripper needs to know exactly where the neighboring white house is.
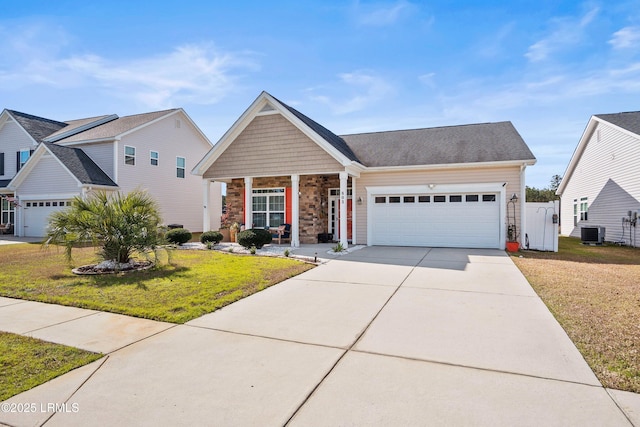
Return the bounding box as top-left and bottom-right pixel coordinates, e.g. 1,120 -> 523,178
1,108 -> 221,237
557,111 -> 640,247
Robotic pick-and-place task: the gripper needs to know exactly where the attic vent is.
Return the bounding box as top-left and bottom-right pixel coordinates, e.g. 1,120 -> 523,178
175,119 -> 181,129
260,104 -> 276,113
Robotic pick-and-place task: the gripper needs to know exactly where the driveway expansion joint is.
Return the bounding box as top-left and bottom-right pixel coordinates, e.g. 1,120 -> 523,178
351,348 -> 607,390
24,310 -> 101,335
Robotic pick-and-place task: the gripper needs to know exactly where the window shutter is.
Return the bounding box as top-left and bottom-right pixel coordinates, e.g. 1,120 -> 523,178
0,153 -> 4,175
16,151 -> 20,171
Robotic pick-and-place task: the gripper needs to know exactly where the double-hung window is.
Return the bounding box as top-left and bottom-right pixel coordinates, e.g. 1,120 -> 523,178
124,146 -> 136,165
176,157 -> 186,178
18,149 -> 31,170
150,151 -> 159,166
580,197 -> 588,221
252,188 -> 285,228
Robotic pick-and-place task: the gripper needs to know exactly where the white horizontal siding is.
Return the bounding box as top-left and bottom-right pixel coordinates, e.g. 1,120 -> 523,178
15,154 -> 79,195
79,142 -> 115,180
116,112 -> 217,232
560,122 -> 640,246
0,120 -> 37,179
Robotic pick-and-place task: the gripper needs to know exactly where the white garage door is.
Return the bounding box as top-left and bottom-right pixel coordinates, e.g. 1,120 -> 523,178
23,200 -> 71,237
371,193 -> 501,248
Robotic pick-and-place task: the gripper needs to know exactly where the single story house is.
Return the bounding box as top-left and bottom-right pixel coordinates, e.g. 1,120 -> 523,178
193,91 -> 536,249
556,111 -> 640,247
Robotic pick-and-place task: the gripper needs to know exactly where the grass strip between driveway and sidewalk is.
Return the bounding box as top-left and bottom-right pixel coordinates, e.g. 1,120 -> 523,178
0,243 -> 313,324
0,331 -> 102,401
512,237 -> 640,394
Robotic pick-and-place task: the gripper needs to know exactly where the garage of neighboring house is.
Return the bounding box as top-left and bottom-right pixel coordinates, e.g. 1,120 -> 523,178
9,142 -> 118,238
22,199 -> 72,237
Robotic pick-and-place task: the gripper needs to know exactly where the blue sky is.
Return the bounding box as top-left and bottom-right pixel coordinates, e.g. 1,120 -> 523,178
2,1 -> 639,188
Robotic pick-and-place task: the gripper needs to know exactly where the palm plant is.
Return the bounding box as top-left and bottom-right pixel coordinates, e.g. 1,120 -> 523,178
45,190 -> 163,264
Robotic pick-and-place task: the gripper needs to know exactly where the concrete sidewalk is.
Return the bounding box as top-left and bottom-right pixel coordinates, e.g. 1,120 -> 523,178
1,247 -> 639,426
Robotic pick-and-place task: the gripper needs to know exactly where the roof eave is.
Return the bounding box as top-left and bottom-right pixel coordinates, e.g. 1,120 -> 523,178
363,159 -> 536,173
556,116 -> 599,195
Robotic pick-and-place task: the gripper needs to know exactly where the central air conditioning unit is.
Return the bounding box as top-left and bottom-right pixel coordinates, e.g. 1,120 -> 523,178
581,226 -> 605,244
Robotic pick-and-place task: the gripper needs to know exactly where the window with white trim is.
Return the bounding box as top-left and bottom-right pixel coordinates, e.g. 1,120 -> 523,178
18,149 -> 31,170
573,199 -> 578,226
124,146 -> 135,165
176,157 -> 185,178
252,188 -> 285,228
580,197 -> 588,221
150,151 -> 159,166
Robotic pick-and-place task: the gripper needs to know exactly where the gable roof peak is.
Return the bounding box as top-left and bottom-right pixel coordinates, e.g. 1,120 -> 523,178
594,111 -> 640,136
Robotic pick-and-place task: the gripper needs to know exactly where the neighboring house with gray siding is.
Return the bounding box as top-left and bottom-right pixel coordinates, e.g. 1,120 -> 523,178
194,91 -> 536,249
1,108 -> 221,237
557,111 -> 640,247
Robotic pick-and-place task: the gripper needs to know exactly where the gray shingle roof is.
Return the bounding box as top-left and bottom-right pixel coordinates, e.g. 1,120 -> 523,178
45,114 -> 118,141
0,179 -> 11,188
596,111 -> 640,136
272,96 -> 361,163
340,122 -> 536,167
56,109 -> 178,143
43,142 -> 117,187
7,110 -> 67,143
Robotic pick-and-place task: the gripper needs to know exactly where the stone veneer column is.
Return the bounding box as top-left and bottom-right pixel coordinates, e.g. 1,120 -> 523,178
291,174 -> 300,247
339,171 -> 349,248
244,177 -> 252,228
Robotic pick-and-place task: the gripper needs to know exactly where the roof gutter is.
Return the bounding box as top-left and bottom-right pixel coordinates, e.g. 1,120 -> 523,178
363,159 -> 536,173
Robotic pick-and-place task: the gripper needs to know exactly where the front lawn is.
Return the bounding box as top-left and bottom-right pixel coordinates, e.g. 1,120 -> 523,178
0,332 -> 102,401
0,244 -> 313,324
512,237 -> 640,393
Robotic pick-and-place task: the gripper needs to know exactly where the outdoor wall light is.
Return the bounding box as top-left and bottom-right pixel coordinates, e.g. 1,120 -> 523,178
510,193 -> 518,202
428,183 -> 436,189
357,197 -> 363,205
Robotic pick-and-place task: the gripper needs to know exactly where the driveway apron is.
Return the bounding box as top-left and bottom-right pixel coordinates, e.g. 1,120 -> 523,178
1,247 -> 636,426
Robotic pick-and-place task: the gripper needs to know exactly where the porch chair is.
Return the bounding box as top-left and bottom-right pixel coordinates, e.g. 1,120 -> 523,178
0,223 -> 12,235
273,224 -> 291,245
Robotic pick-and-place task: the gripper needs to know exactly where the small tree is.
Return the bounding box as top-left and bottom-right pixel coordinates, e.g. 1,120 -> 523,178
45,190 -> 163,264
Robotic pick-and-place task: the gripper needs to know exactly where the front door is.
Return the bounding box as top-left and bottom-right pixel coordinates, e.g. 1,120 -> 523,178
328,188 -> 352,241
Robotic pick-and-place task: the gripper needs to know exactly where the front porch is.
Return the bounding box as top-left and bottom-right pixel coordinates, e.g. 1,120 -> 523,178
207,172 -> 357,247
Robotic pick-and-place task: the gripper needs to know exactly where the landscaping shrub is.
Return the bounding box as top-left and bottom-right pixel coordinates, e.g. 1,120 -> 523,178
165,228 -> 192,245
237,228 -> 272,249
200,231 -> 223,245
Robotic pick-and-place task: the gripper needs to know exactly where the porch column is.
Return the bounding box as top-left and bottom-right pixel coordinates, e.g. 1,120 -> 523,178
339,171 -> 349,248
351,176 -> 356,245
202,179 -> 211,232
244,177 -> 252,228
291,174 -> 300,247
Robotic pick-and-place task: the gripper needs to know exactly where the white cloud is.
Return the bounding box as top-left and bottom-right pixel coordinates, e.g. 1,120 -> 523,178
54,44 -> 257,108
353,0 -> 416,26
308,70 -> 394,114
609,26 -> 640,49
0,23 -> 258,109
525,6 -> 599,62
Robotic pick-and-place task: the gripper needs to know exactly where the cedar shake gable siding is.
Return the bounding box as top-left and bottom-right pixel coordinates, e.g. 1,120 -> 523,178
203,114 -> 343,180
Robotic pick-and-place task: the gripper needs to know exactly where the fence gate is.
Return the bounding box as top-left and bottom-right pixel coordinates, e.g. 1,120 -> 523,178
524,201 -> 559,252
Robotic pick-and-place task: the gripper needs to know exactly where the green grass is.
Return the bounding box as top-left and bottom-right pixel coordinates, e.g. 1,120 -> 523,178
0,332 -> 102,401
0,244 -> 314,324
513,237 -> 640,393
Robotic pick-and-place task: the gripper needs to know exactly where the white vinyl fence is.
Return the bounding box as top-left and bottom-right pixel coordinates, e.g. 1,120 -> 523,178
524,201 -> 559,252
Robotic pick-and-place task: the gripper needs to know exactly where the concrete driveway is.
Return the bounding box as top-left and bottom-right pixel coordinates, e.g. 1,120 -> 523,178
1,247 -> 638,426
